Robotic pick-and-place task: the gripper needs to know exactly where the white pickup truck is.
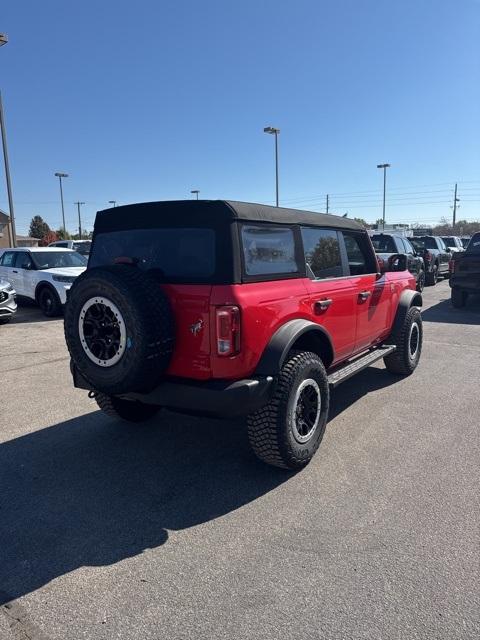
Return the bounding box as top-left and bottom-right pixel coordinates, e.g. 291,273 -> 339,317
0,247 -> 87,316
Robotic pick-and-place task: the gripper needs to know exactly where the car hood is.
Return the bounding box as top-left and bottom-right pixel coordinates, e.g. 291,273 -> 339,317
40,267 -> 86,278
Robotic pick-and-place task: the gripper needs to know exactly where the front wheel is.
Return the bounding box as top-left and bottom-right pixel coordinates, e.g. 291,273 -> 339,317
38,287 -> 62,317
384,306 -> 423,375
247,351 -> 329,470
94,392 -> 160,422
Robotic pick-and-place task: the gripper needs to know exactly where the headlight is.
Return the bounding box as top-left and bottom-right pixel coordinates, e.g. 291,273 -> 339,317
52,275 -> 76,284
5,283 -> 14,292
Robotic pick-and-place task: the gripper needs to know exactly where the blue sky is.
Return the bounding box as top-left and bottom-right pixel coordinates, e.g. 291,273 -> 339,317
1,0 -> 479,235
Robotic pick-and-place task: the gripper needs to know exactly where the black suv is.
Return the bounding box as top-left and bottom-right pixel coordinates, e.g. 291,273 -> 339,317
370,233 -> 425,292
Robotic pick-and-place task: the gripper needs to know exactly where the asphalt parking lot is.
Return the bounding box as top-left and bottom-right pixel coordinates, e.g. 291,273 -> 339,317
0,280 -> 479,640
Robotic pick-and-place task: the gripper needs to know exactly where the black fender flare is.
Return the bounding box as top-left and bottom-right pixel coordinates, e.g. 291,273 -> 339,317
389,289 -> 422,337
255,319 -> 335,376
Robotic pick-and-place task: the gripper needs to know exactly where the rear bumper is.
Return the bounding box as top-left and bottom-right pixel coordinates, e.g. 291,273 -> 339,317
0,288 -> 17,318
71,364 -> 274,418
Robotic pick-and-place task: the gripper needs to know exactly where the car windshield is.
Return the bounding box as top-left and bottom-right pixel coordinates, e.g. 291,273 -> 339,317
370,235 -> 396,253
31,251 -> 87,269
411,237 -> 436,250
442,237 -> 456,247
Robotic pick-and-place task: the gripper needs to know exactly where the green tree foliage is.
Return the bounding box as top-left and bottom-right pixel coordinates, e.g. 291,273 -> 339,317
55,228 -> 72,240
29,215 -> 51,239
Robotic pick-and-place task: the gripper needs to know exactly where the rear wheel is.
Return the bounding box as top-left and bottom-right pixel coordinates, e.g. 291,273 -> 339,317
38,286 -> 62,317
451,287 -> 467,308
94,392 -> 160,422
425,264 -> 438,286
247,351 -> 329,470
0,316 -> 12,325
416,270 -> 425,292
384,306 -> 422,375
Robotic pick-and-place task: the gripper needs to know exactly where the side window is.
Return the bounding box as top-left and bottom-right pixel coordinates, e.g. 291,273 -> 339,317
301,227 -> 343,279
14,252 -> 33,269
0,251 -> 15,267
404,238 -> 415,254
437,237 -> 446,250
342,232 -> 375,276
241,225 -> 298,276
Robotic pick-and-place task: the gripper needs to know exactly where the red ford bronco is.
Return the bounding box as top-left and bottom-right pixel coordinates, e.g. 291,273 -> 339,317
64,200 -> 422,469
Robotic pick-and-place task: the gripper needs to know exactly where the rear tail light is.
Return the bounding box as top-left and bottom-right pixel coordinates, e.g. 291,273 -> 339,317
216,306 -> 241,356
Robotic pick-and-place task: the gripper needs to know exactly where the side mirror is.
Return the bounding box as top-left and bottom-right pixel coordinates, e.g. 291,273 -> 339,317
387,254 -> 407,272
21,262 -> 32,270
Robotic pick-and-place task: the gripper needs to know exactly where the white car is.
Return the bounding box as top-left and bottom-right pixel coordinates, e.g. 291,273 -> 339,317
48,239 -> 91,256
0,277 -> 17,324
0,247 -> 87,317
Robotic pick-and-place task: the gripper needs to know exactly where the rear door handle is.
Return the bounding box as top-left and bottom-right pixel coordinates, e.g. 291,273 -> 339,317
314,299 -> 332,313
358,290 -> 371,302
12,270 -> 18,273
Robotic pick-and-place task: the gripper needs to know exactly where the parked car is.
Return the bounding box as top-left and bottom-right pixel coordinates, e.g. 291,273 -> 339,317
409,236 -> 450,285
0,248 -> 87,317
64,200 -> 423,470
441,236 -> 464,253
370,233 -> 425,292
0,278 -> 16,324
48,240 -> 92,256
449,232 -> 480,308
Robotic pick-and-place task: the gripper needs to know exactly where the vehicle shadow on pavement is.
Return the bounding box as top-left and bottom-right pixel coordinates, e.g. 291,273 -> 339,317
10,300 -> 61,325
329,366 -> 400,421
0,410 -> 289,606
421,295 -> 480,325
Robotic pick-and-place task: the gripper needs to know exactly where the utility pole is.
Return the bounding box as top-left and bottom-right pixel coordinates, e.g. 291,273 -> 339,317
190,190 -> 200,200
263,126 -> 280,206
0,35 -> 17,247
75,201 -> 85,238
377,163 -> 391,230
54,172 -> 69,231
326,194 -> 329,214
452,183 -> 459,227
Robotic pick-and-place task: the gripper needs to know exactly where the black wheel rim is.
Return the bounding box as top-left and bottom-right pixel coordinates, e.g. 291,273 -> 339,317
409,322 -> 420,359
79,297 -> 126,366
292,379 -> 321,443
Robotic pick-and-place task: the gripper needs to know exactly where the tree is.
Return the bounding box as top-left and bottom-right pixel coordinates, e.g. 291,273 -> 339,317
39,230 -> 59,246
29,215 -> 51,239
55,228 -> 72,240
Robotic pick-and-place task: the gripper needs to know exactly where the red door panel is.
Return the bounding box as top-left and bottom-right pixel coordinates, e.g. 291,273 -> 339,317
352,274 -> 391,351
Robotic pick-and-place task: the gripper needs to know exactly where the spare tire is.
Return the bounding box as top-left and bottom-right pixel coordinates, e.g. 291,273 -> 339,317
64,265 -> 174,394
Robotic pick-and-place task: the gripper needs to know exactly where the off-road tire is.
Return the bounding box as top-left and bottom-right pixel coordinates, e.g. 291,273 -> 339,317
0,316 -> 12,325
425,264 -> 438,286
451,287 -> 467,308
64,265 -> 174,394
384,306 -> 422,375
416,270 -> 425,293
38,286 -> 62,317
247,351 -> 329,470
95,392 -> 160,422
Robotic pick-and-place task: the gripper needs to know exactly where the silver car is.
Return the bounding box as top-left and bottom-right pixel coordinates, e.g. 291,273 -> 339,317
0,277 -> 17,324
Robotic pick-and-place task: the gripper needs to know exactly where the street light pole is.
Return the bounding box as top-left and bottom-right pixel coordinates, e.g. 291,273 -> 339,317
108,200 -> 117,207
190,190 -> 200,200
54,172 -> 69,232
377,163 -> 390,230
0,34 -> 17,247
74,201 -> 85,238
264,126 -> 280,206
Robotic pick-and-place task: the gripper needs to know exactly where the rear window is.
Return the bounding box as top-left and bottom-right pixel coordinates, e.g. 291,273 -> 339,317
89,228 -> 217,282
466,233 -> 480,254
442,237 -> 456,248
73,241 -> 91,255
241,225 -> 298,276
370,235 -> 397,253
411,237 -> 437,250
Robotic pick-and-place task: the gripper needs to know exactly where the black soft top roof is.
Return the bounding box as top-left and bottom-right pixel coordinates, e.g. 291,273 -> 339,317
94,200 -> 363,233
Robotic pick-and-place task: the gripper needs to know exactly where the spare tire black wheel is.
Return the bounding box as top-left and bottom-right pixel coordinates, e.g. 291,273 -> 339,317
64,265 -> 175,394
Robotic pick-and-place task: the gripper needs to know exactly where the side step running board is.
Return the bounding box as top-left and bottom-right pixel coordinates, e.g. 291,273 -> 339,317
327,345 -> 396,388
